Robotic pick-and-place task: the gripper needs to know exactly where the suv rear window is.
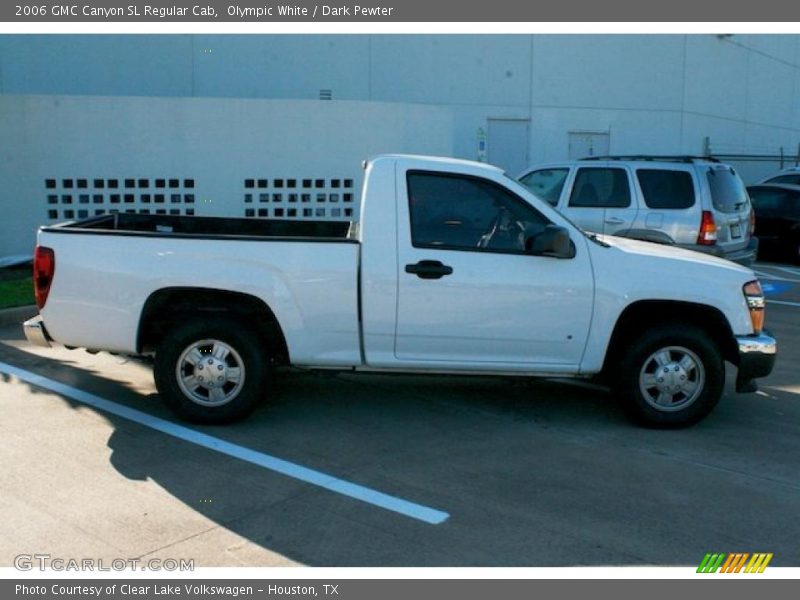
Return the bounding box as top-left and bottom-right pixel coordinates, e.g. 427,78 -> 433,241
636,169 -> 695,209
706,167 -> 748,213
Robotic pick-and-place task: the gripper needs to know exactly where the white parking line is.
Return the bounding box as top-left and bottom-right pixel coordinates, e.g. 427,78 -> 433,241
0,361 -> 450,525
754,270 -> 800,283
768,299 -> 800,308
771,265 -> 800,277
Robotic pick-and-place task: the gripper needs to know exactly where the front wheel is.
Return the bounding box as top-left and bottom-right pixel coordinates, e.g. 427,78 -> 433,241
612,325 -> 724,428
154,316 -> 269,423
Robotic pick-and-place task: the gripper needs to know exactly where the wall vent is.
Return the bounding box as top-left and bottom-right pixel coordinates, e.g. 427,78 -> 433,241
319,89 -> 333,101
44,177 -> 197,221
242,177 -> 356,221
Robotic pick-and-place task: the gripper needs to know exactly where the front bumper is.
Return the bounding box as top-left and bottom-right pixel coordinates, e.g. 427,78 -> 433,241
23,315 -> 52,348
734,331 -> 776,392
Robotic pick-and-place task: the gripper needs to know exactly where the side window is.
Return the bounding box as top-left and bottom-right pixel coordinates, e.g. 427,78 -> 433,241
568,168 -> 631,208
766,174 -> 800,185
636,169 -> 696,209
519,168 -> 569,206
748,188 -> 789,218
407,172 -> 551,253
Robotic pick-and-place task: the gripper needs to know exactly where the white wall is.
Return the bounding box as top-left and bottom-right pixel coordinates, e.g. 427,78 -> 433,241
0,95 -> 453,257
2,34 -> 800,256
3,34 -> 798,161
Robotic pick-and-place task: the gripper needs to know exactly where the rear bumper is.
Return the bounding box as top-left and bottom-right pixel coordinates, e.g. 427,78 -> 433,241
23,316 -> 52,348
734,331 -> 776,392
679,236 -> 759,267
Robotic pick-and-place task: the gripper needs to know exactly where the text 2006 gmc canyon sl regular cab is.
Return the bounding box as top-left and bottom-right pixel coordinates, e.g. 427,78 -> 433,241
24,155 -> 776,427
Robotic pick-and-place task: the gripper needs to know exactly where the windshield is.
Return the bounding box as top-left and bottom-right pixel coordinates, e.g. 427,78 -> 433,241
519,168 -> 568,206
706,166 -> 748,213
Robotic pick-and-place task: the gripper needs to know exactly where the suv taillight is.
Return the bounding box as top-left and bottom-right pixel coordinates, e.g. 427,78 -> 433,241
749,209 -> 756,236
33,246 -> 55,309
697,211 -> 717,245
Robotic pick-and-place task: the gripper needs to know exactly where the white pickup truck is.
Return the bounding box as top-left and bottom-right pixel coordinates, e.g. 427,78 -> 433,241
24,155 -> 776,427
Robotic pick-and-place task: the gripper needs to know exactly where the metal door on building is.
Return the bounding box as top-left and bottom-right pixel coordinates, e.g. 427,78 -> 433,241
488,119 -> 530,176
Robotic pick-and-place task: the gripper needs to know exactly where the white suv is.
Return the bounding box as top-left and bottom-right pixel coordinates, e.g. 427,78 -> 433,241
518,155 -> 758,266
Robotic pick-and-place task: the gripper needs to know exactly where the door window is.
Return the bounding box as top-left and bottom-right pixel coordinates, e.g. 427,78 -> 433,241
407,172 -> 551,253
568,168 -> 631,208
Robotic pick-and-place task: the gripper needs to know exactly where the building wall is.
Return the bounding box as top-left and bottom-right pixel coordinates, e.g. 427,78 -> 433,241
2,34 -> 799,256
0,95 -> 453,257
3,34 -> 798,157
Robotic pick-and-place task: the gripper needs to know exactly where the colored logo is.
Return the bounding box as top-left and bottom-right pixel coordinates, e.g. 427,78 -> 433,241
697,553 -> 773,573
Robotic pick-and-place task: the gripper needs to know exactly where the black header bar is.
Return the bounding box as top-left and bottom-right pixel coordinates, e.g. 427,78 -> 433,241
3,0 -> 799,22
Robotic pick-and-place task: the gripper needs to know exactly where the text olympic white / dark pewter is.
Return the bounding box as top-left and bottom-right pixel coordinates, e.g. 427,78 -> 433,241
226,4 -> 395,17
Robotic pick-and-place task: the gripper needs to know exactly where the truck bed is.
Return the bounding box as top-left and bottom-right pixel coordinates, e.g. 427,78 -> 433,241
42,213 -> 354,241
37,214 -> 362,362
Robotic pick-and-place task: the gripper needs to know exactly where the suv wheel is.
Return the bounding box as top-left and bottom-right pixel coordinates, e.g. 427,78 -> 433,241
154,316 -> 268,423
613,324 -> 724,428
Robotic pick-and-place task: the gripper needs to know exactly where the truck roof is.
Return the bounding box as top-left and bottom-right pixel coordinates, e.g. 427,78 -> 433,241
370,154 -> 505,174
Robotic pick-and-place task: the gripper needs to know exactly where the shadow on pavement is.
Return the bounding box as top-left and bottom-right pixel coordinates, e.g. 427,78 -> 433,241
2,329 -> 799,567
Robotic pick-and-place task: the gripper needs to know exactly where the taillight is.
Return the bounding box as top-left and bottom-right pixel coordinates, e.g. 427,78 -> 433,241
743,280 -> 765,334
749,209 -> 756,236
33,246 -> 55,309
697,211 -> 717,245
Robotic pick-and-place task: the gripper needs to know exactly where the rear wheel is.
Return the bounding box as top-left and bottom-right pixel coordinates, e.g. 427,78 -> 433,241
154,316 -> 268,423
612,325 -> 724,428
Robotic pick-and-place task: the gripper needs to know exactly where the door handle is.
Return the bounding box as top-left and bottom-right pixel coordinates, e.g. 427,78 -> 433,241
405,260 -> 454,280
604,217 -> 625,225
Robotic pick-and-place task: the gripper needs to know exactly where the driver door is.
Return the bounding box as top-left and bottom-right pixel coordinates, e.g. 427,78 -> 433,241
395,169 -> 594,369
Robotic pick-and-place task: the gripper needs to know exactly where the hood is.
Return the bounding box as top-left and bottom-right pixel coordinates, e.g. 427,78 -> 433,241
595,234 -> 754,277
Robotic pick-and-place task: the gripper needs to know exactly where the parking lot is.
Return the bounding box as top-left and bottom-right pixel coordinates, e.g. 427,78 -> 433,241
1,261 -> 799,568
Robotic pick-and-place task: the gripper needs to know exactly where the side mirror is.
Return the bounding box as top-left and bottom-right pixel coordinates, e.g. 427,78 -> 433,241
526,225 -> 575,258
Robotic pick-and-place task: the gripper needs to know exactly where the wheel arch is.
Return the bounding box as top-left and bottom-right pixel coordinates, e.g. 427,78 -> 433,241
137,287 -> 289,364
602,299 -> 738,376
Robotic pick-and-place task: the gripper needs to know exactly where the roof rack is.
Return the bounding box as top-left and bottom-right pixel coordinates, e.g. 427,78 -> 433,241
579,155 -> 721,164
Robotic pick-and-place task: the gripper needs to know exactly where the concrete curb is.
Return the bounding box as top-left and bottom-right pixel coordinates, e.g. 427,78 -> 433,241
0,305 -> 37,328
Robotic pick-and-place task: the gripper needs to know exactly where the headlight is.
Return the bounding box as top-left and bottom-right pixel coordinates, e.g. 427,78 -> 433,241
743,280 -> 765,334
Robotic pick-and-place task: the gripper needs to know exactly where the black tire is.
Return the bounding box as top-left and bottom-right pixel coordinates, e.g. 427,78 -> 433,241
154,316 -> 269,423
612,324 -> 724,428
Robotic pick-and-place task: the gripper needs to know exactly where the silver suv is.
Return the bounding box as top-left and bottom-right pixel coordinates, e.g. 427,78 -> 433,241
518,155 -> 758,266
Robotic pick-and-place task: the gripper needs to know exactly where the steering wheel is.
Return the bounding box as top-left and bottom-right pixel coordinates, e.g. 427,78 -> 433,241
478,209 -> 525,250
